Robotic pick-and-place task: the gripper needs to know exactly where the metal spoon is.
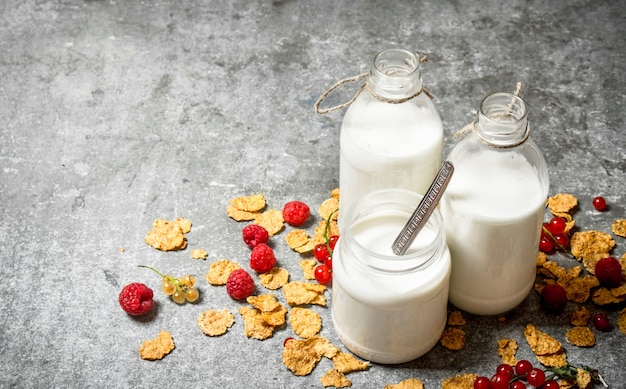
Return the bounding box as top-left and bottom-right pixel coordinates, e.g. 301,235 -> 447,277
391,161 -> 454,256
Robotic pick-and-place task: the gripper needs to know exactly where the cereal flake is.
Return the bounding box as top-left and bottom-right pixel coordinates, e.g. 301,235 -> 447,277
289,307 -> 322,339
144,218 -> 191,251
230,193 -> 266,212
320,369 -> 351,388
497,338 -> 518,366
197,309 -> 235,336
565,326 -> 595,347
440,327 -> 466,351
139,330 -> 175,361
259,267 -> 289,290
332,351 -> 369,374
283,281 -> 327,306
441,374 -> 478,389
191,248 -> 208,260
384,378 -> 424,389
205,259 -> 240,286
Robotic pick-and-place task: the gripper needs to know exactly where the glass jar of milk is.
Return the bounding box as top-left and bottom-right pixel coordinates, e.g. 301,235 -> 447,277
339,49 -> 443,233
332,189 -> 451,364
440,92 -> 549,315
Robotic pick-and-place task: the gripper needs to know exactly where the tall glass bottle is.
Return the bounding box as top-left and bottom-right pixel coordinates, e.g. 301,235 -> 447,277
440,92 -> 549,315
339,49 -> 443,233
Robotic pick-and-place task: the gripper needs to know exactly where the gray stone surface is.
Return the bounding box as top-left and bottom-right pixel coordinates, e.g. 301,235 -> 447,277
1,0 -> 624,387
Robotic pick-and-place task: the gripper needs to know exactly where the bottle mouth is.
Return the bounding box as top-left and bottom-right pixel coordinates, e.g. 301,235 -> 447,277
368,49 -> 423,99
342,189 -> 443,274
372,49 -> 421,78
476,92 -> 529,147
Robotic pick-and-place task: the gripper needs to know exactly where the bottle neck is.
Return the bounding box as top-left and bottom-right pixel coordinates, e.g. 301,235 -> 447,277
475,93 -> 529,147
367,49 -> 423,100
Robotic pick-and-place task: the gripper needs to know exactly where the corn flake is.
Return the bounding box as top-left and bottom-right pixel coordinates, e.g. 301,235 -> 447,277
523,324 -> 562,356
259,267 -> 289,290
447,311 -> 467,326
289,307 -> 322,339
320,369 -> 351,388
285,229 -> 315,253
591,287 -> 625,305
547,193 -> 578,214
299,259 -> 317,280
332,351 -> 369,374
565,326 -> 595,347
330,188 -> 340,201
569,230 -> 615,270
384,378 -> 425,389
570,306 -> 591,326
283,281 -> 327,306
612,219 -> 626,237
282,336 -> 339,376
139,330 -> 175,361
191,248 -> 208,260
230,193 -> 266,212
558,274 -> 599,303
254,209 -> 284,236
205,259 -> 240,285
247,294 -> 281,312
226,205 -> 258,221
197,309 -> 235,336
238,306 -> 275,340
497,339 -> 518,366
440,327 -> 466,351
576,368 -> 592,389
319,197 -> 339,221
144,218 -> 191,251
441,374 -> 478,389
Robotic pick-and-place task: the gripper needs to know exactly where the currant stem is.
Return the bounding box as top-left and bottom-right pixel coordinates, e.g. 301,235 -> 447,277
541,225 -> 573,257
323,209 -> 337,253
138,265 -> 165,278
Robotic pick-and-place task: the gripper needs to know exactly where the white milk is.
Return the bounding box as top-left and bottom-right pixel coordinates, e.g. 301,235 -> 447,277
339,95 -> 443,232
440,147 -> 546,315
332,189 -> 451,364
336,49 -> 443,234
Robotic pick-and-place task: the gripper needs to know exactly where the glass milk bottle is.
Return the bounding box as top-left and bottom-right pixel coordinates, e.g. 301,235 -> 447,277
332,189 -> 451,364
440,92 -> 549,315
339,49 -> 443,233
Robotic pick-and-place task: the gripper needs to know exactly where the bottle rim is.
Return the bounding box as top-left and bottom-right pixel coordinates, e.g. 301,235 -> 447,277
341,189 -> 444,274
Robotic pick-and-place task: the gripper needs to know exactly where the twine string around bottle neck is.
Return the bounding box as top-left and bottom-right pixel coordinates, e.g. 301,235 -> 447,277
314,54 -> 433,115
453,82 -> 530,149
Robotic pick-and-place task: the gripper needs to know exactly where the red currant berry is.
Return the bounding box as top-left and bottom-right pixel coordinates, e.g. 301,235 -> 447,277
515,359 -> 533,378
510,382 -> 526,389
324,255 -> 333,270
490,373 -> 509,389
547,217 -> 567,235
314,243 -> 330,262
495,364 -> 514,380
592,313 -> 612,332
539,237 -> 555,254
314,264 -> 332,285
328,235 -> 339,250
592,196 -> 607,211
542,379 -> 560,389
527,368 -> 546,387
473,376 -> 492,389
554,233 -> 569,250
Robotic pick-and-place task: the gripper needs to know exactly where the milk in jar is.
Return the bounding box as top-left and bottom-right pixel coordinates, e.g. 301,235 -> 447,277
338,49 -> 443,233
332,189 -> 451,364
440,92 -> 549,315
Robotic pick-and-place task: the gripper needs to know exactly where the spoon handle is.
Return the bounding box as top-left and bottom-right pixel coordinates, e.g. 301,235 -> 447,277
392,161 -> 454,256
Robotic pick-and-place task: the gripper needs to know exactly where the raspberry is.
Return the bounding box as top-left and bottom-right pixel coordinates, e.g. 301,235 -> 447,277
595,256 -> 623,288
282,200 -> 311,227
226,269 -> 255,300
540,283 -> 567,313
242,224 -> 269,248
119,283 -> 154,316
250,243 -> 276,273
